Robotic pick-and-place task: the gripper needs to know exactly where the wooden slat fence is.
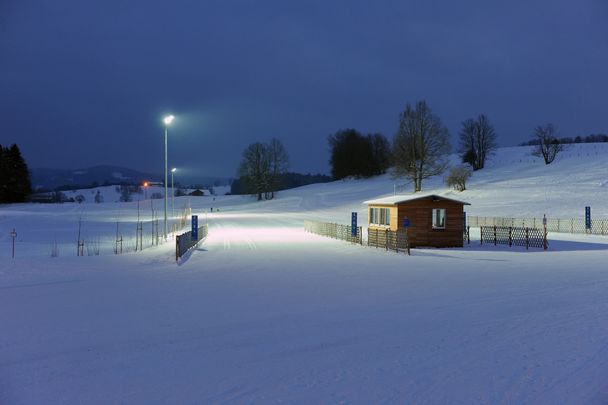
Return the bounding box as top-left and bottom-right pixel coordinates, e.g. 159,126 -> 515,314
469,216 -> 608,235
367,228 -> 410,254
480,226 -> 547,250
176,224 -> 209,260
304,220 -> 362,244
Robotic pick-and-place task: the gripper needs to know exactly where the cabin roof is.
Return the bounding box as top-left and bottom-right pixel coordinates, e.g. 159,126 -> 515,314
364,193 -> 471,206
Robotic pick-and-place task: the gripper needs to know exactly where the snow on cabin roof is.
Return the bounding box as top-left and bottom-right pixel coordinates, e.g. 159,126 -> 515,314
364,194 -> 471,206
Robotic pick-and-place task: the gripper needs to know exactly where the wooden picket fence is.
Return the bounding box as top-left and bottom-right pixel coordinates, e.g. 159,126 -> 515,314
480,226 -> 547,250
304,220 -> 362,244
367,228 -> 410,254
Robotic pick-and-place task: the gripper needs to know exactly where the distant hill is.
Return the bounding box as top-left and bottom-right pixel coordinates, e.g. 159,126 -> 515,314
31,166 -> 158,191
31,166 -> 232,191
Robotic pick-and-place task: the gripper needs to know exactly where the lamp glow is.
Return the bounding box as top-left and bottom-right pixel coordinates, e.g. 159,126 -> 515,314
163,115 -> 175,125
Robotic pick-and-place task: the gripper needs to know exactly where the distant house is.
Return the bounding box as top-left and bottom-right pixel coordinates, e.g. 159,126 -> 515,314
189,189 -> 205,197
29,193 -> 55,203
364,194 -> 470,248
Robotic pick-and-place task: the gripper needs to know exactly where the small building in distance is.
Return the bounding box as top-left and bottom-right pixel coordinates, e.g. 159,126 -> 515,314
189,189 -> 206,197
364,194 -> 470,248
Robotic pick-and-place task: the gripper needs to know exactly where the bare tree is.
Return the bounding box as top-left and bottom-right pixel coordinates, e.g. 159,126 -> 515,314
532,123 -> 564,164
238,142 -> 270,201
445,166 -> 472,192
459,114 -> 497,170
267,138 -> 289,199
393,100 -> 451,192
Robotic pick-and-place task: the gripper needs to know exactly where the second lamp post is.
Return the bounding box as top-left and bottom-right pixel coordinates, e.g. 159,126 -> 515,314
163,115 -> 175,240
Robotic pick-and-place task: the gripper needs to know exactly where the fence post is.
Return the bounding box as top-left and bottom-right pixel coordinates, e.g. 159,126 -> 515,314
359,226 -> 363,245
509,227 -> 512,247
10,228 -> 17,258
385,229 -> 388,251
525,227 -> 529,250
480,227 -> 483,245
175,235 -> 179,261
493,225 -> 497,246
544,226 -> 548,251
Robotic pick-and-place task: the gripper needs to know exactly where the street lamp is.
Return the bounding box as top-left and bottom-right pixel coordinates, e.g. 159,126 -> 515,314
163,115 -> 175,240
171,167 -> 176,221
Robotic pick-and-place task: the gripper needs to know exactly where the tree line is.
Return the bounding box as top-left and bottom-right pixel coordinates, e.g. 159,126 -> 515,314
329,100 -> 573,192
235,101 -> 587,198
231,172 -> 331,195
520,132 -> 608,146
0,144 -> 32,203
236,138 -> 289,200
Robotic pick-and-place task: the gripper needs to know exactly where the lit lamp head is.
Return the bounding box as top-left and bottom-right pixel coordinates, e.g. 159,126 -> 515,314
163,115 -> 175,125
171,168 -> 177,173
143,181 -> 149,187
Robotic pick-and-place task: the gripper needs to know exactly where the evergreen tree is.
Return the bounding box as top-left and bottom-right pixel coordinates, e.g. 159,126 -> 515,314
0,144 -> 6,202
0,144 -> 32,203
328,130 -> 392,179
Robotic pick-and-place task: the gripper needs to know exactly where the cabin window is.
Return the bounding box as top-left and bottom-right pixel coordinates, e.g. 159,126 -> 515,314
432,208 -> 446,229
370,207 -> 390,226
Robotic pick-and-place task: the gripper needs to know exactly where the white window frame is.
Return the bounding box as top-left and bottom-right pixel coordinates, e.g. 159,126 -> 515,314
432,208 -> 446,229
370,207 -> 390,226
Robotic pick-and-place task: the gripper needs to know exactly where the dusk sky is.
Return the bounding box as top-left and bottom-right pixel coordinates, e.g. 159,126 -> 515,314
1,0 -> 607,179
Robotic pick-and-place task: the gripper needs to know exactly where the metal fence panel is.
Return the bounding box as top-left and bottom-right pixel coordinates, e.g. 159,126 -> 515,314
176,224 -> 209,260
468,216 -> 608,235
480,226 -> 547,249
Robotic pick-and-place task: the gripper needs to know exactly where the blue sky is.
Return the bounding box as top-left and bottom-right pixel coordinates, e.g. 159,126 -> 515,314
1,0 -> 607,178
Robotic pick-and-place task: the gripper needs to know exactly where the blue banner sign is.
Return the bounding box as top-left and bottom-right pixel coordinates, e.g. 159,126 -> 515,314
585,206 -> 591,229
351,212 -> 357,237
191,215 -> 199,241
403,217 -> 410,228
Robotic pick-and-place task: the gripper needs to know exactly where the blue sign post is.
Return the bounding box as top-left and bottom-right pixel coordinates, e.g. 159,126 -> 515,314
191,215 -> 199,241
403,217 -> 411,256
585,206 -> 591,230
351,212 -> 357,237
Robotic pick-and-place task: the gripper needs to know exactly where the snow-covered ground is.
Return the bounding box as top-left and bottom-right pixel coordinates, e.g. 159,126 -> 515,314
1,144 -> 607,403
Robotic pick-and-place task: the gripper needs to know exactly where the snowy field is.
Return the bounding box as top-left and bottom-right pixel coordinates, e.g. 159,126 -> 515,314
1,144 -> 608,403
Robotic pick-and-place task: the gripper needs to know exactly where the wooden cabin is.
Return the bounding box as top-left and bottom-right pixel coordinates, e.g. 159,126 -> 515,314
364,194 -> 470,248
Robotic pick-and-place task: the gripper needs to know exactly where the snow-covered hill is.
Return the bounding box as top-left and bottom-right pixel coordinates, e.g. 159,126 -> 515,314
1,144 -> 607,403
3,144 -> 607,254
259,142 -> 608,220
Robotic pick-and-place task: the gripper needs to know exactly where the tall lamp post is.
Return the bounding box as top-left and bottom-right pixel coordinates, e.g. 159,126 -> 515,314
171,167 -> 177,221
163,115 -> 175,240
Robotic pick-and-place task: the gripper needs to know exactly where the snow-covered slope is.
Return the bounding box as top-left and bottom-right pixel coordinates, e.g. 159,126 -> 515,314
242,143 -> 608,220
1,144 -> 607,404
